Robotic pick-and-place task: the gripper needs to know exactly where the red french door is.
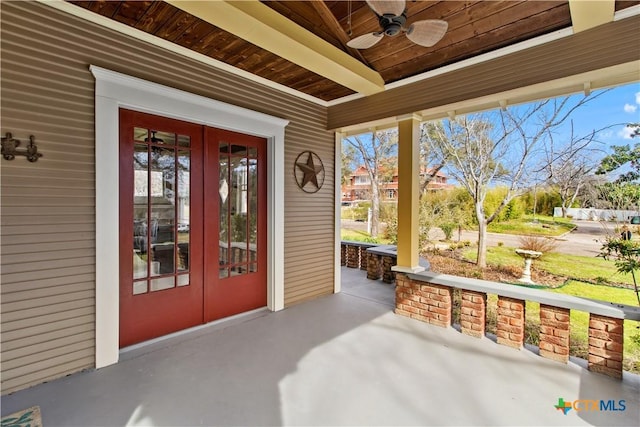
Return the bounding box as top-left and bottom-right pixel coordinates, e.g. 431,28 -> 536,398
204,128 -> 267,321
119,109 -> 267,347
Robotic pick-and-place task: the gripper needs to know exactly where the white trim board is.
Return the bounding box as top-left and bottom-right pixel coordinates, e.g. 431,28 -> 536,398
92,65 -> 288,368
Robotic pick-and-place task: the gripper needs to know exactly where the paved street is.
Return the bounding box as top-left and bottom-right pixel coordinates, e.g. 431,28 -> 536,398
457,220 -> 611,257
343,219 -> 615,257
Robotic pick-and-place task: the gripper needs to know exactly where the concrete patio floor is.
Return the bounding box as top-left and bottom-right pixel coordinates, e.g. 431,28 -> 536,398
1,267 -> 639,426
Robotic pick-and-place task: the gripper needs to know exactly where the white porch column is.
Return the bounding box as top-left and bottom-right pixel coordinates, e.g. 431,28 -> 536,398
334,131 -> 344,293
393,114 -> 425,274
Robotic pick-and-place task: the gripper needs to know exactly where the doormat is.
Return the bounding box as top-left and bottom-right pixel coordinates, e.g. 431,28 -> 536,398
1,406 -> 42,427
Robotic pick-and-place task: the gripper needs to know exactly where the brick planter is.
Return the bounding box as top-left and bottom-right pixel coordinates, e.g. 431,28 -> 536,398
340,244 -> 346,266
496,296 -> 525,349
460,290 -> 486,338
539,305 -> 570,363
588,314 -> 624,379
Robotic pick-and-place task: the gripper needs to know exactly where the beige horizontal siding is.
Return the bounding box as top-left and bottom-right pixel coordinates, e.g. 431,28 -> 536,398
1,1 -> 335,394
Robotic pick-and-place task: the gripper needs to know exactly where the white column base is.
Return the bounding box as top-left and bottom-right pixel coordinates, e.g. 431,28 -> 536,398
392,265 -> 425,274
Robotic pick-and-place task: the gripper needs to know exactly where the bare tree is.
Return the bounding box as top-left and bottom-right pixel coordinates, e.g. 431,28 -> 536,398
541,124 -> 605,217
419,121 -> 449,197
344,129 -> 397,237
430,94 -> 602,267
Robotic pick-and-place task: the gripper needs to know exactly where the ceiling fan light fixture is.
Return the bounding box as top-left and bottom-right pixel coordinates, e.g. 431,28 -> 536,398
406,19 -> 448,47
366,0 -> 405,17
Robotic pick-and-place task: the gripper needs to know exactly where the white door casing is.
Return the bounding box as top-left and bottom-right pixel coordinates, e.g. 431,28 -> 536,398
92,66 -> 288,368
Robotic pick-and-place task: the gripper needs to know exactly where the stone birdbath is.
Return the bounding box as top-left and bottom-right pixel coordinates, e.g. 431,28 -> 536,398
515,249 -> 542,284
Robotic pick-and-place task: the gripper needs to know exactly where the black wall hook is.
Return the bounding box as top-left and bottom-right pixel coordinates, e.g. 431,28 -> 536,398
1,132 -> 43,162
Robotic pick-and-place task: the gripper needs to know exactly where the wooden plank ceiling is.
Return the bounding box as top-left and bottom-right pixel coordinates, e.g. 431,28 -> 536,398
68,1 -> 639,102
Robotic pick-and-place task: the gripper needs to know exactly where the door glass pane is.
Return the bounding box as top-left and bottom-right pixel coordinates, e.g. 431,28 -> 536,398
248,158 -> 258,246
151,147 -> 176,278
133,143 -> 149,283
231,144 -> 247,157
134,127 -> 147,142
133,280 -> 148,295
218,142 -> 259,278
177,134 -> 190,147
177,273 -> 190,287
151,276 -> 175,291
219,143 -> 229,269
231,154 -> 248,275
149,130 -> 175,145
177,149 -> 190,272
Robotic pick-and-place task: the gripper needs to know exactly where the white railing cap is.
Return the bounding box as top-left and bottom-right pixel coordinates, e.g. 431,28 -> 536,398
406,271 -> 640,321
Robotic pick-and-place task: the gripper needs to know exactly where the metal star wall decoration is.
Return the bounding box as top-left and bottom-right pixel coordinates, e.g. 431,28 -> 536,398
294,151 -> 325,193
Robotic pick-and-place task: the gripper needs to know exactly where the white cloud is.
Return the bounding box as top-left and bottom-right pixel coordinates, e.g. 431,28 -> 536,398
624,103 -> 638,113
618,126 -> 635,140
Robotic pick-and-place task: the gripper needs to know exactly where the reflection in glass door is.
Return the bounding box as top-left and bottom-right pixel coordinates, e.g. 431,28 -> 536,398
218,143 -> 259,278
132,129 -> 191,293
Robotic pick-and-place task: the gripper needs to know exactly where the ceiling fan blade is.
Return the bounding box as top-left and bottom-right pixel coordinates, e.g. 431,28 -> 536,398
347,32 -> 384,49
406,19 -> 448,47
366,0 -> 406,17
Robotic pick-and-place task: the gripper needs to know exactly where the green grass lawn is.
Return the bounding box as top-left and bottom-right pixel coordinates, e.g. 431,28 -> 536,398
341,229 -> 392,244
486,215 -> 575,236
463,246 -> 635,286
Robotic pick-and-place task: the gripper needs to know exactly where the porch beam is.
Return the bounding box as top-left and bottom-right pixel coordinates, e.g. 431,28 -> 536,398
569,0 -> 615,33
165,0 -> 385,96
392,114 -> 424,274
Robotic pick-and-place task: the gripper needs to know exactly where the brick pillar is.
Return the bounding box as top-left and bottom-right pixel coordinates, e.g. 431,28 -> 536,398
346,245 -> 359,268
588,314 -> 624,379
395,273 -> 411,316
367,253 -> 382,280
496,296 -> 525,349
539,305 -> 570,363
395,275 -> 452,327
382,256 -> 396,283
460,290 -> 486,338
359,247 -> 368,270
340,244 -> 346,266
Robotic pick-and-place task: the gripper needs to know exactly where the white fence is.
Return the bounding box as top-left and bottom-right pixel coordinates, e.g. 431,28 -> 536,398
553,207 -> 640,221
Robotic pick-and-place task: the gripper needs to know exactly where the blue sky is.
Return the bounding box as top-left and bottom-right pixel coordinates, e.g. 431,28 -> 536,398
571,82 -> 640,147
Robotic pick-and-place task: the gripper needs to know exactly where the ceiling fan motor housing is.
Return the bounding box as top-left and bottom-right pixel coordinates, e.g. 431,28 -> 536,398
379,13 -> 407,37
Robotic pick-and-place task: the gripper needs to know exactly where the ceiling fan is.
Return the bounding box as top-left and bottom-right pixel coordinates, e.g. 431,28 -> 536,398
347,0 -> 448,50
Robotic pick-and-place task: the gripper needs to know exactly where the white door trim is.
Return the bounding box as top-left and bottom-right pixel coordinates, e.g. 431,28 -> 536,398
91,65 -> 288,368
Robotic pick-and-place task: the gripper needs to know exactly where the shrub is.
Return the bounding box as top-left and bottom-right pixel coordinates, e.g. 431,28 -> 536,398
440,223 -> 455,240
351,201 -> 371,221
518,235 -> 558,253
384,215 -> 398,244
503,198 -> 525,221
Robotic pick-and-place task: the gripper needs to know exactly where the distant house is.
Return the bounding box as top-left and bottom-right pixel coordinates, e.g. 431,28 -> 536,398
342,166 -> 452,203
